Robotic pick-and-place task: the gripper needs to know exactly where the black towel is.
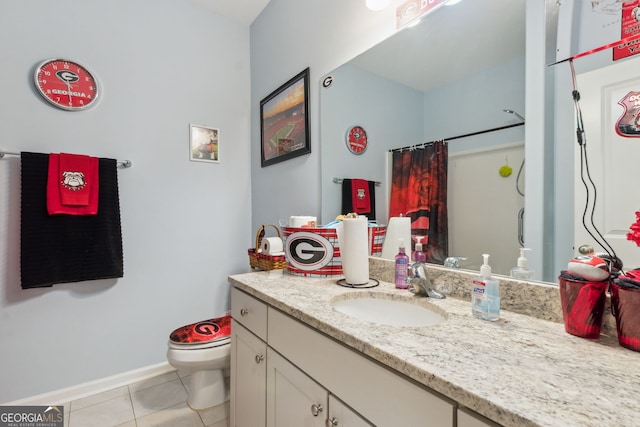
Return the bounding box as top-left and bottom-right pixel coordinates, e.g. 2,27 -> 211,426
20,152 -> 124,289
341,178 -> 376,221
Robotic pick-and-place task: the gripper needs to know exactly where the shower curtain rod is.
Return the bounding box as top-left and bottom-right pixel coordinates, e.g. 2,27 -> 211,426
388,122 -> 524,153
0,150 -> 133,168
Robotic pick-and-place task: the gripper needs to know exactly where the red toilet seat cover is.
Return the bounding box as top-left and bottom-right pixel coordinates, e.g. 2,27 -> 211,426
169,315 -> 231,345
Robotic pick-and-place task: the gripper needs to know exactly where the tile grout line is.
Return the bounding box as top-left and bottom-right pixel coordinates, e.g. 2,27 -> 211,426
126,384 -> 138,427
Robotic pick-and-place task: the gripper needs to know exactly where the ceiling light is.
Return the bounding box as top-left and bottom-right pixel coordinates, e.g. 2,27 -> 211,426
366,0 -> 390,11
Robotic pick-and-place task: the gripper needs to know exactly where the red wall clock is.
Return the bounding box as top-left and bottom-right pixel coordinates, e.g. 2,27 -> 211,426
34,59 -> 99,111
346,125 -> 368,154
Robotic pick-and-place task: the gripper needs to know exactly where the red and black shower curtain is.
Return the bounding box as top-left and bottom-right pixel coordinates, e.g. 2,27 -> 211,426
389,140 -> 448,263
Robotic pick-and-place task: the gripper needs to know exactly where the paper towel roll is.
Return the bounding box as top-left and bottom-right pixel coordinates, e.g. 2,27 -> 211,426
261,237 -> 284,255
289,216 -> 317,228
380,216 -> 412,260
338,216 -> 369,285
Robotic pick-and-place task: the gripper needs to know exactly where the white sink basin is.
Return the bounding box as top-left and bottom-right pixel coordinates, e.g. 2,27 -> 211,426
331,294 -> 447,327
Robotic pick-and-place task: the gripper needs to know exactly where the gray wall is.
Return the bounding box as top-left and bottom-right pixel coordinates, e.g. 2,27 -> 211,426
319,55 -> 525,231
0,1 -> 251,402
250,0 -> 395,232
320,63 -> 425,225
424,57 -> 525,154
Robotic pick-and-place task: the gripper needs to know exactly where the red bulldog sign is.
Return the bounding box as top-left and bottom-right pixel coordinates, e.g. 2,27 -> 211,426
614,0 -> 640,61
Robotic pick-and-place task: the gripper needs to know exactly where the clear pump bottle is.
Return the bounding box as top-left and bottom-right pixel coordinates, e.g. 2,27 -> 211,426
510,248 -> 534,280
471,254 -> 500,321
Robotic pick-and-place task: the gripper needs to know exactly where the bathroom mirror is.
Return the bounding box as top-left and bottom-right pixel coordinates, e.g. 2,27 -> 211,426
320,0 -> 528,277
319,0 -> 639,282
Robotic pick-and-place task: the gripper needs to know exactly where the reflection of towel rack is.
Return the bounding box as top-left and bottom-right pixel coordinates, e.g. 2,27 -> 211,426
0,150 -> 133,168
333,177 -> 381,186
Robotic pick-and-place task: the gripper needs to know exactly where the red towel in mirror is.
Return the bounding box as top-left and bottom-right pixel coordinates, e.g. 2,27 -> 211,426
351,178 -> 371,214
47,153 -> 99,215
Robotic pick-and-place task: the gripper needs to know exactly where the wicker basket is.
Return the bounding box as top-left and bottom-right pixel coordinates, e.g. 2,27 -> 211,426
248,224 -> 286,271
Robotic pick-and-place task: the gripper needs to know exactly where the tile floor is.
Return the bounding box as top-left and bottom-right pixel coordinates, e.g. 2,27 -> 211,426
62,370 -> 229,427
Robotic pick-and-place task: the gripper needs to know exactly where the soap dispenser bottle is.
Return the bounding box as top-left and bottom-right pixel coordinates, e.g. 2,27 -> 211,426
413,236 -> 426,263
510,248 -> 534,280
471,254 -> 500,321
395,239 -> 410,289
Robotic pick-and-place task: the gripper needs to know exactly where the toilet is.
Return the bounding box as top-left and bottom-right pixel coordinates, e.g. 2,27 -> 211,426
166,315 -> 231,410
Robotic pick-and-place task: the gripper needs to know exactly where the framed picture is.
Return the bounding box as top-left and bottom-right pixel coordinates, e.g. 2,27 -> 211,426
190,124 -> 220,163
260,68 -> 311,167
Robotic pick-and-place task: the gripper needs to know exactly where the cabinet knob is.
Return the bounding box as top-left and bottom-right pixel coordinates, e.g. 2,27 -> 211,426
240,308 -> 249,316
326,417 -> 339,426
311,404 -> 324,417
255,354 -> 265,364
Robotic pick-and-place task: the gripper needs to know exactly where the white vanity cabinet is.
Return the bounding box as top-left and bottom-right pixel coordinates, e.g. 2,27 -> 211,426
231,287 -> 455,427
267,307 -> 454,427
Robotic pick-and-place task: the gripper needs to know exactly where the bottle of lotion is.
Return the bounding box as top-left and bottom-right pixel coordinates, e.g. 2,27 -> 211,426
472,254 -> 500,321
395,239 -> 410,289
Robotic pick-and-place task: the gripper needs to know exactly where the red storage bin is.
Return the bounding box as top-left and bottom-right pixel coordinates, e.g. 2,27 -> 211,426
611,282 -> 640,352
558,275 -> 608,339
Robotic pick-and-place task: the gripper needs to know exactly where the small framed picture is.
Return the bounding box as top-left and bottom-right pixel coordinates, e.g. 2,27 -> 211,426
260,68 -> 311,167
190,124 -> 220,163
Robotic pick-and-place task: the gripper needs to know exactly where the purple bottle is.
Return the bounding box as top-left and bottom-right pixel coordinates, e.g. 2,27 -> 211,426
395,239 -> 410,289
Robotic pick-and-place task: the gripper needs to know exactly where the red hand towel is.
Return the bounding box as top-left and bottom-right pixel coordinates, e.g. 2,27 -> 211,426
351,179 -> 371,214
47,153 -> 99,215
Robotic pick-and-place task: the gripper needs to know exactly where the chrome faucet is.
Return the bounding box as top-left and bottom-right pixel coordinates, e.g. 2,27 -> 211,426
407,262 -> 445,299
444,256 -> 467,269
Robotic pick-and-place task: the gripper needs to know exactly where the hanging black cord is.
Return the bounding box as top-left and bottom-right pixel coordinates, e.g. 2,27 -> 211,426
568,60 -> 619,270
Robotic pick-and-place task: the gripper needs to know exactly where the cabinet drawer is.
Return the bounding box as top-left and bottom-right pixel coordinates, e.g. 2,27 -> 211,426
231,288 -> 268,340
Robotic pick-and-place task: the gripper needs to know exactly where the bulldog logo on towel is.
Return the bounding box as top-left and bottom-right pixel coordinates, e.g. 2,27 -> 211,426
357,188 -> 366,200
61,171 -> 87,191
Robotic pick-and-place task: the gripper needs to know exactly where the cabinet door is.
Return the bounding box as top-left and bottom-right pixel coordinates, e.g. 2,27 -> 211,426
266,348 -> 327,427
231,320 -> 267,427
327,394 -> 373,427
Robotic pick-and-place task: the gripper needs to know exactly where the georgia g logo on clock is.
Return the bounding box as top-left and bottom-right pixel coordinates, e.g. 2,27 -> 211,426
346,125 -> 368,154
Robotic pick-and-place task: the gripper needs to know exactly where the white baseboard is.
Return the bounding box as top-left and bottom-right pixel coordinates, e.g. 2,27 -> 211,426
4,362 -> 176,406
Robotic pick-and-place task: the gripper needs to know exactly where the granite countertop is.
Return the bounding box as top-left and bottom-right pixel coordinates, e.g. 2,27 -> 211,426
228,266 -> 640,427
